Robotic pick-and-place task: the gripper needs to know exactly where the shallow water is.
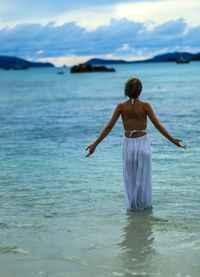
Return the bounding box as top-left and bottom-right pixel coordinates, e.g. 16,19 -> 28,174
0,63 -> 200,276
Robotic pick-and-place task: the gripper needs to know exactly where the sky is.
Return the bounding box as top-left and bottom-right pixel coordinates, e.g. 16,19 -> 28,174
0,0 -> 199,65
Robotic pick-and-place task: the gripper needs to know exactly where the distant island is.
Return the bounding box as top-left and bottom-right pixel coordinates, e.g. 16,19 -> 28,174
85,52 -> 200,65
1,52 -> 199,70
70,64 -> 115,73
0,56 -> 54,69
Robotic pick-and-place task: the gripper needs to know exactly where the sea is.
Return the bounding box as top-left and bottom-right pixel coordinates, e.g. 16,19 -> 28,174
0,62 -> 200,277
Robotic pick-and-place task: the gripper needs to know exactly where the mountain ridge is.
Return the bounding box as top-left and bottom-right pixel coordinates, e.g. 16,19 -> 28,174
0,55 -> 54,68
85,52 -> 200,65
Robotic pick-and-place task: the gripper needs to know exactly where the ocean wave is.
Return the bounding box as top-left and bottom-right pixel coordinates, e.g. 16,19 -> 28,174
64,255 -> 150,276
15,222 -> 48,228
0,246 -> 28,254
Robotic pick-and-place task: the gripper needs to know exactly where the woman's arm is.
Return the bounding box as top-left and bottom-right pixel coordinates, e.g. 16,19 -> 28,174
85,104 -> 122,157
145,103 -> 186,148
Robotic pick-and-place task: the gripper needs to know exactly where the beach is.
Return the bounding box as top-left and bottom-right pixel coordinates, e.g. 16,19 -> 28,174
0,63 -> 200,276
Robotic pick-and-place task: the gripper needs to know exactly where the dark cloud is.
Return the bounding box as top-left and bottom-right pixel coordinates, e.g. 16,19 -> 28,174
0,18 -> 199,60
135,19 -> 188,48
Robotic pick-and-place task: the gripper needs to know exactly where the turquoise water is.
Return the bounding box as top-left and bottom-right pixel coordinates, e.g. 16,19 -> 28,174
0,63 -> 200,277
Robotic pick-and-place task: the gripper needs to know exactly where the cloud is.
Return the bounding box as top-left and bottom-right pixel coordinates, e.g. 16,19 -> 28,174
0,18 -> 199,65
0,0 -> 147,22
117,43 -> 131,51
186,26 -> 200,47
0,0 -> 199,31
114,1 -> 200,28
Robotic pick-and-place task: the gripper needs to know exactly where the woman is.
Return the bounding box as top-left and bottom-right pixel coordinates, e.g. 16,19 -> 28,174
85,77 -> 186,210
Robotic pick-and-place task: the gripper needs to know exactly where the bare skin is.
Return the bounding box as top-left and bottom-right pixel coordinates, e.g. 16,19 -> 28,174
85,98 -> 186,158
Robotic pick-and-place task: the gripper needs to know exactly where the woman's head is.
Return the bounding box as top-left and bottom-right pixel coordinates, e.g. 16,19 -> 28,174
124,77 -> 143,99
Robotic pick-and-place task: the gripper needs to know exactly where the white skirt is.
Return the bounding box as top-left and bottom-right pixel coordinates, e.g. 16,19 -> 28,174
122,134 -> 152,210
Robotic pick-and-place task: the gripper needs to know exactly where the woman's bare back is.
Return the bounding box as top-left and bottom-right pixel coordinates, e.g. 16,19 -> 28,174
120,98 -> 148,138
85,76 -> 186,158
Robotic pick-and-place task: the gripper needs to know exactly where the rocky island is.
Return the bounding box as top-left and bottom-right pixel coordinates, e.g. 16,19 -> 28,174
70,63 -> 115,73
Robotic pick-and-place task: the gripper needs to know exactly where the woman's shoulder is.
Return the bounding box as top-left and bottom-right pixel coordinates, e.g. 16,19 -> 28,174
117,100 -> 129,106
116,100 -> 153,115
115,100 -> 129,111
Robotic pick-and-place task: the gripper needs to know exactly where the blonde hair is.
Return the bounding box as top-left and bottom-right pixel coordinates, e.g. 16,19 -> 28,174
124,77 -> 143,99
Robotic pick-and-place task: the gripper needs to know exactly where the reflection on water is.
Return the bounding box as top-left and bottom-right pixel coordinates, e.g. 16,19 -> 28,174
118,209 -> 157,277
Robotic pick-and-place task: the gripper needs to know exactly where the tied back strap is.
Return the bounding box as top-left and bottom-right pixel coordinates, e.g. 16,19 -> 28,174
131,97 -> 139,104
125,129 -> 147,137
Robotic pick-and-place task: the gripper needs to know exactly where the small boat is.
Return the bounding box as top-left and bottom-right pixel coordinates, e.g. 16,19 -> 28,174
176,57 -> 190,64
4,66 -> 12,70
13,65 -> 29,70
176,53 -> 190,64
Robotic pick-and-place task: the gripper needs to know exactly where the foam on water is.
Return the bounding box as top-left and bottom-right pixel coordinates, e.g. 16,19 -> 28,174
0,247 -> 28,254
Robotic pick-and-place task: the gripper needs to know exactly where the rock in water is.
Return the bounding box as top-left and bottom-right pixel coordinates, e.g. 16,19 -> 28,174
70,63 -> 115,73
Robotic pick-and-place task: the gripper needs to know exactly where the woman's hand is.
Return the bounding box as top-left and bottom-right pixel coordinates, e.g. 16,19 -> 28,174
85,143 -> 97,158
172,138 -> 187,149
